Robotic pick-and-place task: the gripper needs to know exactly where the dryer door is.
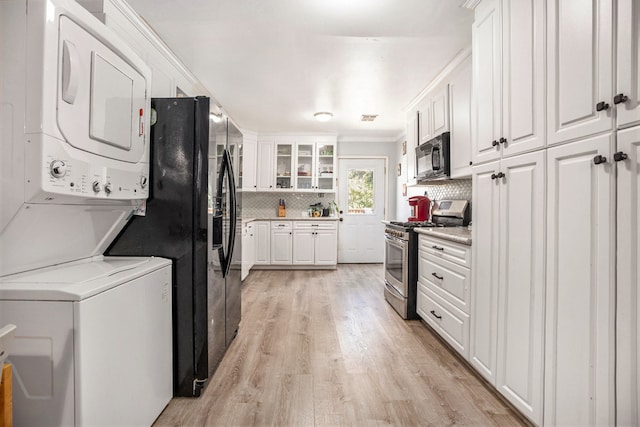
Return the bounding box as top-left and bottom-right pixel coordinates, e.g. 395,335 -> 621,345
56,15 -> 147,163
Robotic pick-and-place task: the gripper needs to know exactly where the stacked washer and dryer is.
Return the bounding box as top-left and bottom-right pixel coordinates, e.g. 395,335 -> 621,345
0,0 -> 173,425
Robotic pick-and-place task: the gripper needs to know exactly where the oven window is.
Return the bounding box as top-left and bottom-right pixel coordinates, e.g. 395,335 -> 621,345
385,239 -> 405,284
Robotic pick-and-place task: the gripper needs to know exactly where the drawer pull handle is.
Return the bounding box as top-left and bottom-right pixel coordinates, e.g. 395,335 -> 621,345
432,272 -> 443,280
432,245 -> 444,251
430,310 -> 442,320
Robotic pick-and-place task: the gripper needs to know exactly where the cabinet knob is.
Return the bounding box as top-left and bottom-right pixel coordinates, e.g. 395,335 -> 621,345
596,101 -> 610,112
430,310 -> 442,320
496,172 -> 505,179
499,137 -> 507,145
491,140 -> 499,147
593,154 -> 607,165
614,151 -> 628,162
614,93 -> 629,104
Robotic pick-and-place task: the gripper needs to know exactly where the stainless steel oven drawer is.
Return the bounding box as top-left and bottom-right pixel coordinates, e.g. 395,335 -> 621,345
384,281 -> 407,319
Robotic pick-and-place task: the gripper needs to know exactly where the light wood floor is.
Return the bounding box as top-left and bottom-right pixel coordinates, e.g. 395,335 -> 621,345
153,265 -> 527,426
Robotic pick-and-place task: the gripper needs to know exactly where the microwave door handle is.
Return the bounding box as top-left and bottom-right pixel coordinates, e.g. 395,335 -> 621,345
431,146 -> 441,171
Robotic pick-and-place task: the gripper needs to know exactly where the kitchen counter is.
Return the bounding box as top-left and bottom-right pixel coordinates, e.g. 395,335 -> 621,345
247,217 -> 339,221
414,226 -> 472,246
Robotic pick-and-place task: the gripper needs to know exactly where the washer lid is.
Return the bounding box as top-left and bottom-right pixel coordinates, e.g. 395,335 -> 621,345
0,256 -> 170,301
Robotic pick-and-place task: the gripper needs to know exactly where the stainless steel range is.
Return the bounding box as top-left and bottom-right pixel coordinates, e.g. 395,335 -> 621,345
383,200 -> 470,319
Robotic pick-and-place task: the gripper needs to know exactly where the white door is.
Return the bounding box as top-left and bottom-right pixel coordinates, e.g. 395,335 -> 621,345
545,133 -> 615,426
546,0 -> 614,145
616,125 -> 640,425
337,158 -> 386,263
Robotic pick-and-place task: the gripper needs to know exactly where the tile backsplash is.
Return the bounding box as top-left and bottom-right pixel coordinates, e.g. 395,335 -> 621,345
243,192 -> 336,218
420,179 -> 472,201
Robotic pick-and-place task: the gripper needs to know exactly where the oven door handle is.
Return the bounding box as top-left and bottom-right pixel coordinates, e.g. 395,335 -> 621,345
385,281 -> 405,300
385,235 -> 407,247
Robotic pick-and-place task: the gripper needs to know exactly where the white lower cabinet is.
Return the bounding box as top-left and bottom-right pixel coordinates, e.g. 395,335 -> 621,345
241,221 -> 255,280
292,222 -> 338,265
545,133 -> 615,426
417,234 -> 471,360
253,221 -> 271,265
471,150 -> 545,425
271,221 -> 292,264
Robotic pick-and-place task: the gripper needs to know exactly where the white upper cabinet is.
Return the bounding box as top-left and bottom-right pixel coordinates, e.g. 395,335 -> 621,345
418,99 -> 433,144
274,142 -> 294,190
472,0 -> 545,165
471,0 -> 502,164
240,136 -> 257,191
546,0 -> 614,145
256,140 -> 275,191
616,0 -> 640,129
406,109 -> 419,185
449,59 -> 472,178
431,85 -> 450,136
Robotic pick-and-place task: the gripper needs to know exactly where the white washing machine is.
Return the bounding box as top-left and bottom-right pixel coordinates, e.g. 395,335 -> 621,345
0,256 -> 173,426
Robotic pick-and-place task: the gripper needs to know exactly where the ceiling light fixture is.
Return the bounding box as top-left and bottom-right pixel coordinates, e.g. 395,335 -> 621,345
314,112 -> 333,122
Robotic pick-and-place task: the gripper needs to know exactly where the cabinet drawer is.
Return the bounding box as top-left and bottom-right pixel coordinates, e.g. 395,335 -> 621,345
418,253 -> 470,313
293,221 -> 337,230
419,235 -> 471,268
271,221 -> 292,230
417,283 -> 470,360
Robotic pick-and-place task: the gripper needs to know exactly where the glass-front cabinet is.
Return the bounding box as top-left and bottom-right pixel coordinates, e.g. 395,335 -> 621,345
316,143 -> 335,191
295,143 -> 315,191
275,143 -> 294,190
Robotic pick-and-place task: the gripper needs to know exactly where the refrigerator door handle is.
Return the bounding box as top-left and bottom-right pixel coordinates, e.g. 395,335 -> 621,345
217,149 -> 237,278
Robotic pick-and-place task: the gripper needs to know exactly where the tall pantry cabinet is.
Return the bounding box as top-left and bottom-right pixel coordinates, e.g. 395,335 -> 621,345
469,0 -> 546,424
470,0 -> 640,425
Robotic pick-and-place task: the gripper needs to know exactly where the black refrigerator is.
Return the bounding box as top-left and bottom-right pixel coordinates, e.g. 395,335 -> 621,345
105,97 -> 242,397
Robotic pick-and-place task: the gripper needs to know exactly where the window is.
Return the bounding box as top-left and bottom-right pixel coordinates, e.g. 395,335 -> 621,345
347,168 -> 375,214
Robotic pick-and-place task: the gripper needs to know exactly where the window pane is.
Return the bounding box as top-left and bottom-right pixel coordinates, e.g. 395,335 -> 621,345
348,168 -> 374,214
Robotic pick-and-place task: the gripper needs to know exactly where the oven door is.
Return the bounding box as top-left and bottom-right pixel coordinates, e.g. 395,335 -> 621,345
384,234 -> 408,296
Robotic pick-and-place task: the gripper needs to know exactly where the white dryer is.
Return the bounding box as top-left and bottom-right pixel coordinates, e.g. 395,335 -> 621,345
0,256 -> 173,426
0,0 -> 152,276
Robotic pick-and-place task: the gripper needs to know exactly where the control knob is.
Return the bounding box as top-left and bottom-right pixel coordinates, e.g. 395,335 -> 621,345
92,181 -> 101,193
104,182 -> 113,194
50,160 -> 67,178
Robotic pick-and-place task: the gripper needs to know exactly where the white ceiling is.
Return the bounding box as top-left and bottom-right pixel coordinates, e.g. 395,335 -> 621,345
125,0 -> 473,140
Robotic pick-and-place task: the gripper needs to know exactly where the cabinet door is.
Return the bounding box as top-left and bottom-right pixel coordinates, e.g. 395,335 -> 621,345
501,0 -> 545,157
241,138 -> 257,191
546,0 -> 613,145
616,125 -> 640,426
449,59 -> 472,178
495,150 -> 545,425
271,229 -> 292,264
431,85 -> 450,136
316,143 -> 336,192
545,133 -> 615,426
275,142 -> 294,190
253,222 -> 271,264
314,228 -> 337,265
292,228 -> 314,264
295,143 -> 315,191
406,110 -> 419,185
418,99 -> 432,144
256,141 -> 274,191
470,160 -> 500,383
471,0 -> 502,164
616,0 -> 640,129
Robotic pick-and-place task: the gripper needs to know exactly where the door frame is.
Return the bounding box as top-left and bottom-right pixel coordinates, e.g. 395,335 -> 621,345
336,156 -> 389,221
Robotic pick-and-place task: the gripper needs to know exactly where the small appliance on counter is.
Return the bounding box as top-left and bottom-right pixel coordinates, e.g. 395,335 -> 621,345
408,195 -> 431,222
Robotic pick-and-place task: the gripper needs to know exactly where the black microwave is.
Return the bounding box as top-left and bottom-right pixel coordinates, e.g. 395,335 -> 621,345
415,132 -> 451,181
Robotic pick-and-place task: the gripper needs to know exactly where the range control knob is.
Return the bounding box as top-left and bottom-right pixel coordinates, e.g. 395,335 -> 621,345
140,176 -> 148,188
92,181 -> 101,193
104,182 -> 113,194
50,160 -> 67,178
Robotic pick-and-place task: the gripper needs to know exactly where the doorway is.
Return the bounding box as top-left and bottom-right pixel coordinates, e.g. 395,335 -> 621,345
337,157 -> 387,263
